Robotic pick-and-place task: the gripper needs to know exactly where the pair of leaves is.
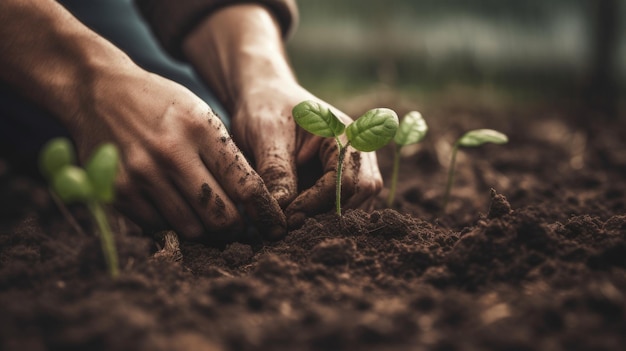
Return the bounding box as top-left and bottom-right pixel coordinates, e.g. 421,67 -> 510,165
39,138 -> 119,204
292,100 -> 399,152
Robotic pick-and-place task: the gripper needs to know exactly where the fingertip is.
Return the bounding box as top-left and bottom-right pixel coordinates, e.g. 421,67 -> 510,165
241,183 -> 287,240
270,185 -> 295,209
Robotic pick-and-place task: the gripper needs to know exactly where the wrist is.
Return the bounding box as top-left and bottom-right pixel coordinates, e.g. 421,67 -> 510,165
0,0 -> 137,127
182,4 -> 297,113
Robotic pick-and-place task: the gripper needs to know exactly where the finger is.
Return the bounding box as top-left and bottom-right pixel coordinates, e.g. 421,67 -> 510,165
114,167 -> 167,233
284,138 -> 340,228
121,155 -> 207,240
200,128 -> 286,240
342,151 -> 383,209
284,170 -> 336,229
115,191 -> 166,234
253,143 -> 297,209
147,180 -> 206,240
170,155 -> 245,238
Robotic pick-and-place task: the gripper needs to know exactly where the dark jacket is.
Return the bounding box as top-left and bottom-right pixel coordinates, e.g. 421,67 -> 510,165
134,0 -> 298,60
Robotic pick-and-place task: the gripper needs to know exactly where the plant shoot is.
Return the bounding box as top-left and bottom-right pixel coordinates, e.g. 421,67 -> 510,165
292,100 -> 399,216
39,137 -> 121,278
442,129 -> 508,212
387,111 -> 428,207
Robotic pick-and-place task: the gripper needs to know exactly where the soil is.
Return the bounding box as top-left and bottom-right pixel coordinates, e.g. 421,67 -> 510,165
1,95 -> 625,351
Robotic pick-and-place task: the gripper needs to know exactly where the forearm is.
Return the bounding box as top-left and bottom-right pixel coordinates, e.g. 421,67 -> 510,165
0,0 -> 135,126
182,4 -> 297,113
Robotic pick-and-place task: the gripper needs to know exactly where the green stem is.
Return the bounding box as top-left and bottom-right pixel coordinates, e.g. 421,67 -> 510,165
386,144 -> 402,207
335,138 -> 349,216
88,201 -> 119,278
442,144 -> 459,213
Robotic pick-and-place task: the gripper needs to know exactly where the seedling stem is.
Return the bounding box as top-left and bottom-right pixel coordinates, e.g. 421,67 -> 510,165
88,201 -> 120,278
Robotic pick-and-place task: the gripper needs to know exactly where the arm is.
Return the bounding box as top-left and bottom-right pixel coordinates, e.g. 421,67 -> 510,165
0,0 -> 286,240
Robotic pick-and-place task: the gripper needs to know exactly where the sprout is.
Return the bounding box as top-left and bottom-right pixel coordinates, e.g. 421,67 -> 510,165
442,129 -> 508,212
292,100 -> 399,216
387,111 -> 428,207
39,137 -> 120,278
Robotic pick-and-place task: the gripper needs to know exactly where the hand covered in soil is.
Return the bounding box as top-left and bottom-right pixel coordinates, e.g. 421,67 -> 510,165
0,0 -> 286,241
230,84 -> 383,228
69,68 -> 286,240
183,5 -> 383,229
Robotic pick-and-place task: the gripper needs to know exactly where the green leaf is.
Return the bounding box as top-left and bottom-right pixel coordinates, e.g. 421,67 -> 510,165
457,129 -> 508,147
292,100 -> 345,138
346,108 -> 399,152
86,143 -> 120,203
52,165 -> 93,204
394,111 -> 428,146
39,137 -> 76,179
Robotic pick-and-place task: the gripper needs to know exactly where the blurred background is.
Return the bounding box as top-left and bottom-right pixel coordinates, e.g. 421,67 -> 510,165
287,0 -> 624,117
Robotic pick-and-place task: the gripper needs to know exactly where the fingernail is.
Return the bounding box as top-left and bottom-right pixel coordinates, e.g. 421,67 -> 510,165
287,212 -> 306,230
270,186 -> 291,208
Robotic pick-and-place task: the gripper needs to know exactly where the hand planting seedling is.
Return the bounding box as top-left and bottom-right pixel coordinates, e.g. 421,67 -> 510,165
442,129 -> 508,212
292,100 -> 399,216
387,111 -> 428,207
39,137 -> 120,278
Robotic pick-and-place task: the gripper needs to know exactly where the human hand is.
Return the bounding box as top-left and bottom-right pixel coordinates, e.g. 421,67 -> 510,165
67,66 -> 286,240
0,0 -> 286,241
182,5 -> 383,229
230,82 -> 383,228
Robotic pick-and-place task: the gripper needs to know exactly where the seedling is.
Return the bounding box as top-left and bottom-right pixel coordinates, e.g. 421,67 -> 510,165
292,100 -> 399,216
442,129 -> 508,212
386,111 -> 428,207
39,137 -> 120,278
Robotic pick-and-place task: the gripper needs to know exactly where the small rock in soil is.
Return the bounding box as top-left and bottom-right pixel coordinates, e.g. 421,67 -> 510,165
487,188 -> 512,219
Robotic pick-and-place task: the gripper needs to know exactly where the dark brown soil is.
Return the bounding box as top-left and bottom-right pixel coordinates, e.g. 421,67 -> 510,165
1,97 -> 625,351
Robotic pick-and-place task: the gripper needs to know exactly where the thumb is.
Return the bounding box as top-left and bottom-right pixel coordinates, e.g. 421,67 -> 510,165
254,144 -> 297,209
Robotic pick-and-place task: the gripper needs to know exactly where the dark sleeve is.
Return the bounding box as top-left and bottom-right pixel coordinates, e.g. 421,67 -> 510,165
134,0 -> 299,60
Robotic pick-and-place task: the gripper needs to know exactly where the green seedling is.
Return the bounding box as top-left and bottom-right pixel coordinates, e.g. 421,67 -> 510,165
292,100 -> 399,216
442,129 -> 508,212
387,111 -> 428,207
39,138 -> 120,278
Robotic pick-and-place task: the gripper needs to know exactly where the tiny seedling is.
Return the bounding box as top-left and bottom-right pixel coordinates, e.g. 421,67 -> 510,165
387,111 -> 428,207
292,100 -> 399,216
39,137 -> 120,278
442,129 -> 508,212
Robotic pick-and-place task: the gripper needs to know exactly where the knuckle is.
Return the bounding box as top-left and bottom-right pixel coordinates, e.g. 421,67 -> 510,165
238,180 -> 266,203
184,114 -> 213,139
151,137 -> 182,167
124,150 -> 155,179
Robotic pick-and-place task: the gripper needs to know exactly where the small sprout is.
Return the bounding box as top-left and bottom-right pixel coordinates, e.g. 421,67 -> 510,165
39,138 -> 75,179
293,100 -> 399,216
86,144 -> 119,203
39,137 -> 120,278
387,111 -> 428,207
52,165 -> 94,203
442,129 -> 508,212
